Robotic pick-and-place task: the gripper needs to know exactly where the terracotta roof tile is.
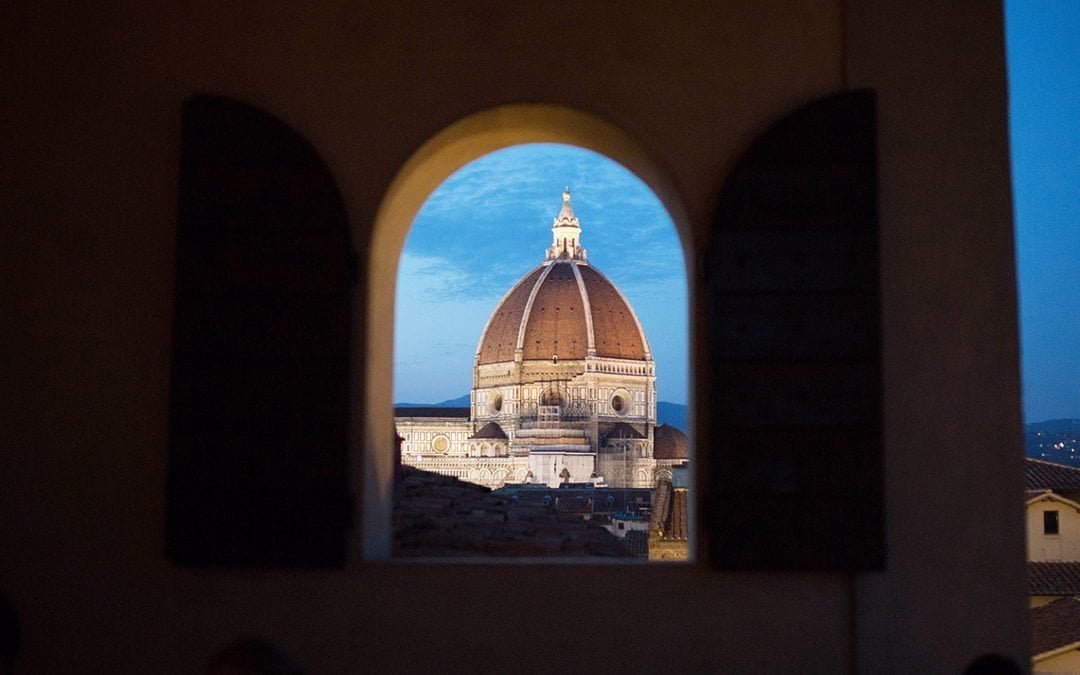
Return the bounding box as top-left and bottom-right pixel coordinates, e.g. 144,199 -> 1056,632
654,423 -> 689,460
624,530 -> 650,557
579,264 -> 647,360
522,262 -> 588,361
1032,596 -> 1080,656
556,494 -> 593,514
470,421 -> 508,439
393,467 -> 634,558
1027,458 -> 1080,491
494,485 -> 652,516
1030,562 -> 1080,596
477,266 -> 543,364
477,261 -> 650,365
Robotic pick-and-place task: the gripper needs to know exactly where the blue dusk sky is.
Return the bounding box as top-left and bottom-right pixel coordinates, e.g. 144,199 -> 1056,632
394,144 -> 688,405
1006,2 -> 1080,423
395,5 -> 1079,423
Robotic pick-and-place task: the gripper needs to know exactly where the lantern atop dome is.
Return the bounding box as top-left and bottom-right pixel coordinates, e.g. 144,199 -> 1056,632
547,188 -> 587,261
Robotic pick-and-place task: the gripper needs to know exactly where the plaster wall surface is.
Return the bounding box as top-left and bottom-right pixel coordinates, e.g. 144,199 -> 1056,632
846,1 -> 1028,670
1028,500 -> 1080,561
0,1 -> 1025,672
1036,647 -> 1080,674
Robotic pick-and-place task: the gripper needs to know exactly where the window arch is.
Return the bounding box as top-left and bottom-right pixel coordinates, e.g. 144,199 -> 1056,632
540,388 -> 566,408
368,105 -> 693,560
168,94 -> 880,568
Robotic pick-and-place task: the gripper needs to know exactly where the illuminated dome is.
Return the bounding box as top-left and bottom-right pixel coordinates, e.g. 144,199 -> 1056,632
399,190 -> 663,490
476,190 -> 651,367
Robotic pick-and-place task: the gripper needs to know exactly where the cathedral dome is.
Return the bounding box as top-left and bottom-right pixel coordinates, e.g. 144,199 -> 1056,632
476,191 -> 651,366
653,424 -> 689,460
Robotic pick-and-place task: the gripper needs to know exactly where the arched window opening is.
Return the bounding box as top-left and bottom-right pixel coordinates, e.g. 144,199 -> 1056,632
390,141 -> 691,561
165,96 -> 883,571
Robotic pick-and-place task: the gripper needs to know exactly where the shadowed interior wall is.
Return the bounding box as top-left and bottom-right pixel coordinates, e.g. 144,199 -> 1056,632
0,2 -> 1025,673
705,90 -> 883,571
168,95 -> 353,566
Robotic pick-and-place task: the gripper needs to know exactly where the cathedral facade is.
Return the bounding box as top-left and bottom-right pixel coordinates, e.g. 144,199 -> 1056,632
396,191 -> 677,489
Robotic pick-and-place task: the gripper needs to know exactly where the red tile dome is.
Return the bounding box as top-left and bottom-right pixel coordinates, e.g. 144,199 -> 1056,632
475,190 -> 652,367
653,424 -> 689,460
476,259 -> 650,365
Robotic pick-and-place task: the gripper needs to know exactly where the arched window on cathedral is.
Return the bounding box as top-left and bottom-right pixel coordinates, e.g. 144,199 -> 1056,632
540,389 -> 566,408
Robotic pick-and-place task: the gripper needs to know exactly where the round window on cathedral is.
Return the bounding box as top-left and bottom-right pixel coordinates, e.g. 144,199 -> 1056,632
490,392 -> 503,413
611,390 -> 629,416
431,434 -> 450,453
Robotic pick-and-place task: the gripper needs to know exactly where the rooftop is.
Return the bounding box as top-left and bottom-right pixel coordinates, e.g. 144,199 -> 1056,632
1026,457 -> 1080,491
470,421 -> 508,439
1032,596 -> 1080,657
654,423 -> 690,460
394,466 -> 634,558
1030,561 -> 1080,596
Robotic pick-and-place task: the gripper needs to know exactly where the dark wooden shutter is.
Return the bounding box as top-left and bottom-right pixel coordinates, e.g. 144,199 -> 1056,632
167,95 -> 354,566
705,90 -> 883,570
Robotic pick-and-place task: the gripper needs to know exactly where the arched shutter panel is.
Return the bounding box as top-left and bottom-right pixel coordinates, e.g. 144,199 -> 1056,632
167,95 -> 353,566
705,90 -> 883,570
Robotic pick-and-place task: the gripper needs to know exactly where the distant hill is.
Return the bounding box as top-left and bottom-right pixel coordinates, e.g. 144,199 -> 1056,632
1029,419 -> 1080,434
656,402 -> 687,433
395,394 -> 471,408
395,395 -> 689,433
1027,419 -> 1080,467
